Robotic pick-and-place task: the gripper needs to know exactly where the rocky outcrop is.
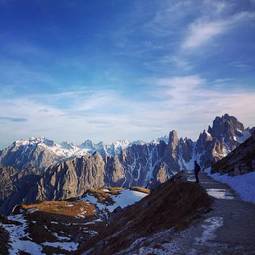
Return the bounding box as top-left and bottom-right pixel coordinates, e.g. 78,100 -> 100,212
0,168 -> 40,215
36,153 -> 105,201
104,133 -> 193,188
164,130 -> 181,171
212,131 -> 255,175
179,137 -> 194,162
0,166 -> 18,203
153,162 -> 169,184
208,114 -> 244,151
105,155 -> 125,186
195,114 -> 251,169
0,153 -> 105,215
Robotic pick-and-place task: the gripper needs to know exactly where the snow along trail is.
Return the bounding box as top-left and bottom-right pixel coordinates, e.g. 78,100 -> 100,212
184,172 -> 255,254
207,170 -> 255,203
120,172 -> 255,254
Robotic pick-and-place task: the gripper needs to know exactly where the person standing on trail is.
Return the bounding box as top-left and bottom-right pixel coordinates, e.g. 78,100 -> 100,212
194,160 -> 201,183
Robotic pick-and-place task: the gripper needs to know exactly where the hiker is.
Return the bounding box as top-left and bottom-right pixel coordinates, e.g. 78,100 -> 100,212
194,160 -> 201,183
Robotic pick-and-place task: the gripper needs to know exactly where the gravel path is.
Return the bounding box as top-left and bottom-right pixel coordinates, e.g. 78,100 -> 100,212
133,172 -> 255,255
184,172 -> 255,254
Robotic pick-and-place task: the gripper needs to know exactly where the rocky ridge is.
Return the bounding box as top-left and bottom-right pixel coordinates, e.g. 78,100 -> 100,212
0,114 -> 253,215
212,130 -> 255,175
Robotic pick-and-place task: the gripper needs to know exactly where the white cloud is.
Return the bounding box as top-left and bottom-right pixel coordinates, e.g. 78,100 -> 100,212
182,20 -> 225,49
156,75 -> 203,89
1,75 -> 255,148
151,75 -> 255,138
182,10 -> 255,50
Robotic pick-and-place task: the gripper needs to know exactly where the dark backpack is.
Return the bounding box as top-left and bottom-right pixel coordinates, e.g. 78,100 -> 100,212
195,163 -> 201,174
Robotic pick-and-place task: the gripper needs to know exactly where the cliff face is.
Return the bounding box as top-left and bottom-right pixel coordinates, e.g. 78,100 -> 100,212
103,132 -> 195,188
212,132 -> 255,175
195,114 -> 251,169
36,153 -> 105,201
0,167 -> 18,203
0,153 -> 105,215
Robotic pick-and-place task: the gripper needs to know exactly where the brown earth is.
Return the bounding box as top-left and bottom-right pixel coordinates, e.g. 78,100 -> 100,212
130,186 -> 150,194
21,200 -> 96,217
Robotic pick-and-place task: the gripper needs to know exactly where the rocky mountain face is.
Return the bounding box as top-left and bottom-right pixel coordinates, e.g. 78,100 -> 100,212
0,167 -> 18,204
0,138 -> 78,172
103,130 -> 194,188
195,114 -> 251,168
0,137 -> 131,172
36,153 -> 105,201
0,168 -> 41,215
212,131 -> 255,175
0,114 -> 252,214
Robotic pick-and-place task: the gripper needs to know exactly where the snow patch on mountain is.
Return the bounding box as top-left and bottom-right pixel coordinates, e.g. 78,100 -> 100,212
82,189 -> 147,213
15,137 -> 88,158
42,241 -> 78,252
0,214 -> 44,255
235,129 -> 251,144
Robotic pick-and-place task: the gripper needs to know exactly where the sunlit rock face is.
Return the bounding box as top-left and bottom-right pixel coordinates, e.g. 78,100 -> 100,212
36,153 -> 105,201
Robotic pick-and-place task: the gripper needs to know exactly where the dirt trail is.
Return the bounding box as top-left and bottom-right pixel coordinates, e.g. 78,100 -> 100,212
181,172 -> 255,254
134,172 -> 255,254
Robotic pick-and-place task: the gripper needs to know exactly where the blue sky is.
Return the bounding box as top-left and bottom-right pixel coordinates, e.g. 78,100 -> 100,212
0,0 -> 255,146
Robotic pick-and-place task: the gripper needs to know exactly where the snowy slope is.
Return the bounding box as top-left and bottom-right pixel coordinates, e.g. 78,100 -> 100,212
82,189 -> 148,213
0,214 -> 44,255
208,170 -> 255,203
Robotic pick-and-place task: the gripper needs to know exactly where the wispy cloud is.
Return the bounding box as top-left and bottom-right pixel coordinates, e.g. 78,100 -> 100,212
182,20 -> 226,50
182,11 -> 255,50
1,74 -> 255,147
0,116 -> 27,122
153,75 -> 255,127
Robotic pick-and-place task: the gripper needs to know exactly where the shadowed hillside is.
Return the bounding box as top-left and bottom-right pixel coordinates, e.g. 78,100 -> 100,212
79,173 -> 212,255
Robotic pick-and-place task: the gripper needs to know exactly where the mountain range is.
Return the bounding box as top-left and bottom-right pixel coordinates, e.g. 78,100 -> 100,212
0,113 -> 253,215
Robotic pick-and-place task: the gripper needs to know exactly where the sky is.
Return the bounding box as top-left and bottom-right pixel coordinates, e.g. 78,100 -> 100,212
0,0 -> 255,147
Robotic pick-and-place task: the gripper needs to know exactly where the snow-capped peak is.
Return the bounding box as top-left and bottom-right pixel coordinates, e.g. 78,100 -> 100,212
15,137 -> 55,147
151,135 -> 168,144
112,139 -> 130,148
